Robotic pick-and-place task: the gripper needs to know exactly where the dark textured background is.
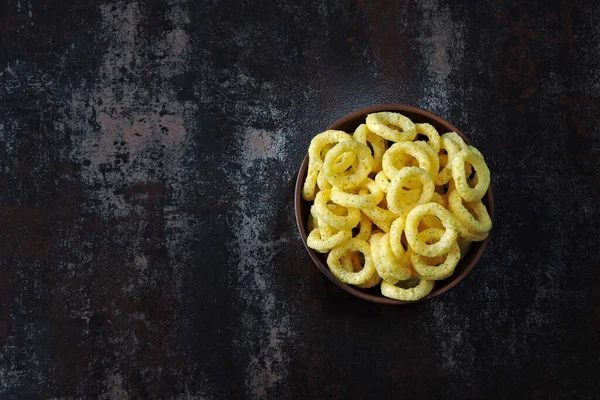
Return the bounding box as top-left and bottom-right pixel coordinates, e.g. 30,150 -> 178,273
1,0 -> 599,399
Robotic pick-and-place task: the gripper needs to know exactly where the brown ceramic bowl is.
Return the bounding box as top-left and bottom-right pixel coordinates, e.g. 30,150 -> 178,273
294,104 -> 494,305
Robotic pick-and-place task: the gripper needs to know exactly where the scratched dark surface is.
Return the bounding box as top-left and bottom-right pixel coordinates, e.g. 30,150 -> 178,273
0,0 -> 599,399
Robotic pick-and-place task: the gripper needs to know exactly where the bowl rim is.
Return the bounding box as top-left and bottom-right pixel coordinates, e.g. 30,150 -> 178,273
294,104 -> 495,305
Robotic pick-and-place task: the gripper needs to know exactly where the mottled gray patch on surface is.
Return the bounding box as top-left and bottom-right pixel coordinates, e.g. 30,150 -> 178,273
416,0 -> 465,115
224,73 -> 297,398
53,0 -> 207,398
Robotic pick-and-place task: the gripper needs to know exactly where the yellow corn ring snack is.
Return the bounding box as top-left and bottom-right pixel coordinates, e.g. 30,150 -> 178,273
303,130 -> 353,200
340,252 -> 353,272
307,226 -> 352,253
352,251 -> 364,271
330,178 -> 384,209
343,251 -> 370,273
448,190 -> 492,235
332,151 -> 357,174
386,166 -> 435,216
448,191 -> 489,242
431,191 -> 448,209
451,149 -> 491,202
312,189 -> 361,231
323,140 -> 373,190
354,213 -> 373,241
415,141 -> 440,179
307,212 -> 318,232
467,145 -> 483,158
389,216 -> 408,261
380,279 -> 435,301
309,207 -> 335,238
378,233 -> 411,281
318,204 -> 351,237
374,170 -> 391,193
437,154 -> 449,182
410,251 -> 446,268
370,232 -> 397,284
327,203 -> 351,215
352,237 -> 382,288
383,141 -> 439,181
415,123 -> 441,153
317,169 -> 332,191
410,228 -> 460,280
445,179 -> 456,200
327,238 -> 376,285
395,175 -> 424,204
419,215 -> 445,230
369,232 -> 384,261
340,250 -> 363,272
353,124 -> 387,172
455,219 -> 490,242
456,235 -> 472,259
442,131 -> 468,151
435,132 -> 468,185
341,258 -> 354,272
405,203 -> 458,257
362,202 -> 397,232
356,270 -> 383,288
365,112 -> 417,142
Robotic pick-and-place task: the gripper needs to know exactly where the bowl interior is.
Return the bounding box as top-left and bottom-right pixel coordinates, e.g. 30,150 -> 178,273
294,105 -> 494,305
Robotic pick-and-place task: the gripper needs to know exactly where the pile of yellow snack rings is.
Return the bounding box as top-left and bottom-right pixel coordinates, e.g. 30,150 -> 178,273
302,112 -> 492,301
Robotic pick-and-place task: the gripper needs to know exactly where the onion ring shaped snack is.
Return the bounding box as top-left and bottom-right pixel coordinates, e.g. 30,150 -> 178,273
323,140 -> 373,190
386,167 -> 435,216
303,130 -> 352,200
330,178 -> 384,209
435,132 -> 468,185
415,123 -> 441,154
366,112 -> 417,142
307,226 -> 352,253
451,149 -> 491,201
312,189 -> 361,231
327,239 -> 377,286
405,203 -> 458,257
383,141 -> 439,181
353,123 -> 387,172
380,279 -> 435,301
410,228 -> 460,280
